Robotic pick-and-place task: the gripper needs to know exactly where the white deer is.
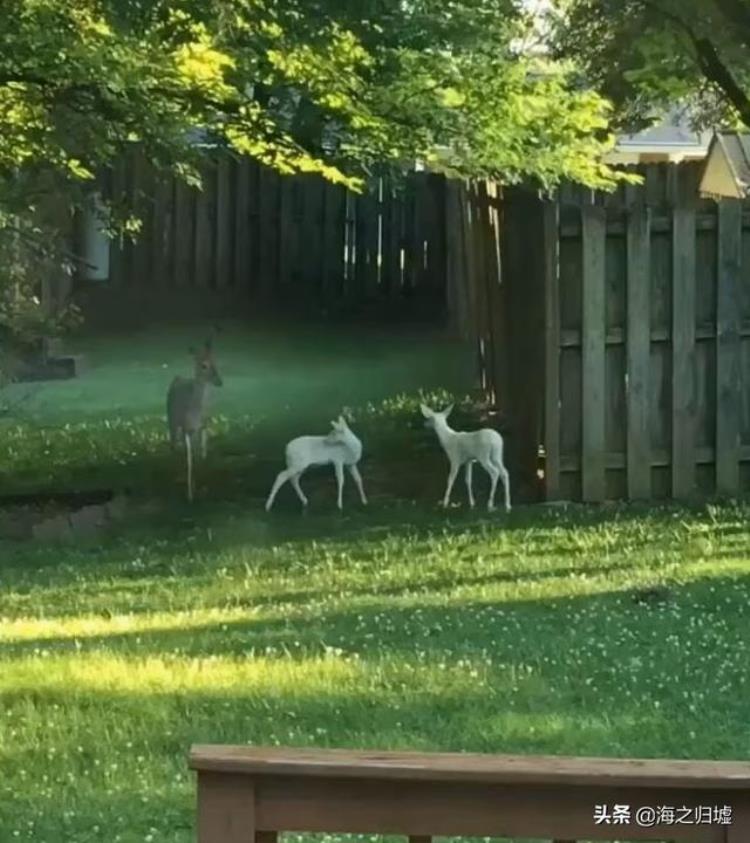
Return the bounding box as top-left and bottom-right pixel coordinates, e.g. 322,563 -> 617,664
265,416 -> 368,512
421,403 -> 511,513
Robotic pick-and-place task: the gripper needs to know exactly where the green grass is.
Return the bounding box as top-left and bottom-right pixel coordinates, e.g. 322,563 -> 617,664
1,325 -> 750,843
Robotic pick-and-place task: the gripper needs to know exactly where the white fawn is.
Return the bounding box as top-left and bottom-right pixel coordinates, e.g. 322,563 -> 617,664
265,416 -> 368,512
166,338 -> 223,502
421,403 -> 511,513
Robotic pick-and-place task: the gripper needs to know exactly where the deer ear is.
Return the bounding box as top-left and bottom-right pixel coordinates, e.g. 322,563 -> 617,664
443,404 -> 454,417
420,404 -> 433,419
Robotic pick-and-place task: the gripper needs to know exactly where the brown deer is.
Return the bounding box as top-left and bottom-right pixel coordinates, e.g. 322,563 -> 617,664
167,338 -> 223,502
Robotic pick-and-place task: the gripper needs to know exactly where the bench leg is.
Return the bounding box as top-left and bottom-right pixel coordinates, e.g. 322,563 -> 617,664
197,773 -> 255,843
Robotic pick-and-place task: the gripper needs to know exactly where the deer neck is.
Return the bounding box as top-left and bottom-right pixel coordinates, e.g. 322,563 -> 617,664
433,419 -> 456,449
192,377 -> 211,400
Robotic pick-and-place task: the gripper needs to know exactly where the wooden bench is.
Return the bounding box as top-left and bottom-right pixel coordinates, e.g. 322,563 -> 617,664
190,745 -> 750,842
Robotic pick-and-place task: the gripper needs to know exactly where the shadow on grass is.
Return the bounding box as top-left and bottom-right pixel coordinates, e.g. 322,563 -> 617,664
6,574 -> 750,681
0,497 -> 711,610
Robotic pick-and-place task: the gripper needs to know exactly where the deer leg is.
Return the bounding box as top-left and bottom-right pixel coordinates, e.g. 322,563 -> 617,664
201,428 -> 208,460
266,468 -> 293,511
464,461 -> 475,509
348,464 -> 368,505
334,462 -> 345,510
185,433 -> 194,502
442,462 -> 459,508
481,459 -> 500,512
499,464 -> 511,513
289,473 -> 308,508
491,455 -> 512,513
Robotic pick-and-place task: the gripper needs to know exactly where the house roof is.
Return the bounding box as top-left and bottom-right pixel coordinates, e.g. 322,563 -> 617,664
616,122 -> 711,151
611,108 -> 712,157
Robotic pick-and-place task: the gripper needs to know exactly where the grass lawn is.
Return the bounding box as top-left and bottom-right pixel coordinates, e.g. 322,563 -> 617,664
1,324 -> 750,843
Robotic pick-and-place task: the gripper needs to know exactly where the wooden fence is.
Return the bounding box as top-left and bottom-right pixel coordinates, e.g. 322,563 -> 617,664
105,150 -> 447,318
190,744 -> 750,842
543,162 -> 750,502
94,153 -> 750,503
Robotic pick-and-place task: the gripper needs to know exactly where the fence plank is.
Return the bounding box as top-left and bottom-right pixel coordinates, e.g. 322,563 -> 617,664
173,178 -> 194,286
672,193 -> 697,498
393,184 -> 406,297
445,181 -> 469,337
581,202 -> 607,502
233,158 -> 250,289
245,161 -> 260,295
433,176 -> 448,313
278,175 -> 294,295
120,147 -> 140,286
472,184 -> 492,400
108,157 -> 126,286
414,175 -> 431,294
716,198 -> 743,494
488,183 -> 509,410
215,156 -> 232,288
342,190 -> 356,295
543,200 -> 561,500
460,184 -> 481,389
194,162 -> 215,288
626,196 -> 652,499
132,155 -> 152,287
354,185 -> 375,301
402,178 -> 417,295
150,171 -> 171,288
322,182 -> 345,303
304,177 -> 324,302
257,167 -> 278,301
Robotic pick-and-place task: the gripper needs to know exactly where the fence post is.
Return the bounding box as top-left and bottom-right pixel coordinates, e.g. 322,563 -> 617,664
581,201 -> 607,502
445,181 -> 470,339
233,158 -> 251,289
625,186 -> 652,499
671,167 -> 697,498
543,198 -> 561,500
215,155 -> 232,289
716,198 -> 742,495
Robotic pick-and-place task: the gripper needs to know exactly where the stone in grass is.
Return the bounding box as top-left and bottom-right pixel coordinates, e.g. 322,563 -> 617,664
105,494 -> 129,521
69,504 -> 108,536
32,515 -> 72,542
0,514 -> 34,541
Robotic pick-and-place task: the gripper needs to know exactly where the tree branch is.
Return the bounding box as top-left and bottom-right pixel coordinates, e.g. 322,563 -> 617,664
692,36 -> 750,126
712,0 -> 750,46
641,0 -> 750,127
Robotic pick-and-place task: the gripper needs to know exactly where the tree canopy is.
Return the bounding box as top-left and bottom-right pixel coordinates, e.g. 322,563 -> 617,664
0,0 -> 632,215
550,0 -> 750,131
